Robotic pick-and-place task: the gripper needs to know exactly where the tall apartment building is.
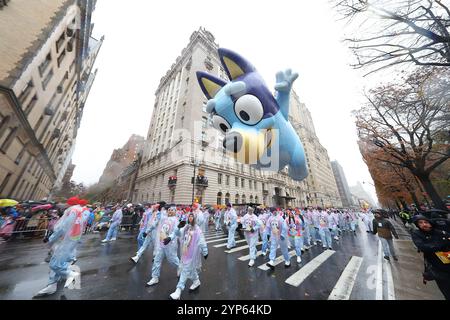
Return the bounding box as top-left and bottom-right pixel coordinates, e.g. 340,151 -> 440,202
0,0 -> 102,200
98,134 -> 145,187
289,92 -> 342,208
331,160 -> 353,207
134,27 -> 340,208
350,182 -> 377,208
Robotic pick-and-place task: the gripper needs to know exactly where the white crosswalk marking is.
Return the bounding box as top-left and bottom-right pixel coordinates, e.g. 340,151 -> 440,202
383,253 -> 396,300
285,250 -> 336,287
225,242 -> 262,254
328,256 -> 363,300
204,234 -> 226,240
258,250 -> 296,270
238,251 -> 263,261
206,237 -> 235,244
376,241 -> 383,300
214,239 -> 246,248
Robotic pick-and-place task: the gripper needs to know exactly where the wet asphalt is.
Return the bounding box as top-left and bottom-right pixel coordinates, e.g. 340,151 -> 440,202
0,218 -> 444,300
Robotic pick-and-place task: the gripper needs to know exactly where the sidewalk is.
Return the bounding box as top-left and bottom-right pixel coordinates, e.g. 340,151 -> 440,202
388,217 -> 444,299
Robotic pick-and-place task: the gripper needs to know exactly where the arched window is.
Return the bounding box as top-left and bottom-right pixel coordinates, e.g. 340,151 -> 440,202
235,194 -> 240,205
250,195 -> 254,203
225,192 -> 230,205
217,192 -> 222,205
242,194 -> 246,204
255,196 -> 259,204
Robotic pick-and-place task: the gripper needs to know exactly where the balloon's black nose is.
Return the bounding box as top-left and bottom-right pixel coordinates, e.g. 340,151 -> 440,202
223,132 -> 242,153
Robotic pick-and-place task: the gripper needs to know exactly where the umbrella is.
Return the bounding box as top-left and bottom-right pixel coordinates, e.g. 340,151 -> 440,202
0,199 -> 18,207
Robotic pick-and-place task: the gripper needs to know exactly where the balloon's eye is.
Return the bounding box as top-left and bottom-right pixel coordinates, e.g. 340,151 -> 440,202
234,95 -> 264,125
212,115 -> 231,134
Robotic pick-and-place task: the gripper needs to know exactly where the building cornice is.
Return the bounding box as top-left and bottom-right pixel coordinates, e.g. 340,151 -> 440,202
0,85 -> 57,180
155,29 -> 219,95
1,0 -> 76,88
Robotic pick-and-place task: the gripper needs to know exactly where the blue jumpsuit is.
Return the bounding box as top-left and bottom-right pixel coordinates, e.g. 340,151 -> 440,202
286,216 -> 303,257
105,209 -> 122,241
241,213 -> 262,260
266,213 -> 290,262
150,215 -> 180,279
259,212 -> 270,254
224,208 -> 238,249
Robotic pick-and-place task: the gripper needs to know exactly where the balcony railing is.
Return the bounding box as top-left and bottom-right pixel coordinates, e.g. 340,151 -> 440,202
191,175 -> 208,187
168,176 -> 177,186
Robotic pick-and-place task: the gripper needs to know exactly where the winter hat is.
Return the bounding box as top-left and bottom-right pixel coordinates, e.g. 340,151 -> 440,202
67,197 -> 80,206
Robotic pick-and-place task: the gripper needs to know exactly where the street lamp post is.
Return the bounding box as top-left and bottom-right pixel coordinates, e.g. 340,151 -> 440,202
191,157 -> 200,204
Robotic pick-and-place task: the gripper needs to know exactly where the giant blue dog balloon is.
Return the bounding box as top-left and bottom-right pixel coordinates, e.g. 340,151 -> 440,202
196,48 -> 308,181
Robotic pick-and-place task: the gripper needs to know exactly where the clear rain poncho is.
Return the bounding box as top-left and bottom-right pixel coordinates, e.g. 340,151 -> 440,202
173,224 -> 208,274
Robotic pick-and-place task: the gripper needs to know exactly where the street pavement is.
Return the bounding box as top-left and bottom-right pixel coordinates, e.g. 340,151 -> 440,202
0,218 -> 444,300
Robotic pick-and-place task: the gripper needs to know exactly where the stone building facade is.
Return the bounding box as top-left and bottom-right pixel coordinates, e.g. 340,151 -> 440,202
0,0 -> 102,200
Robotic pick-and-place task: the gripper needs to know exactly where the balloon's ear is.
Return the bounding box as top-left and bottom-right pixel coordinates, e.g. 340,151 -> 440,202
196,71 -> 227,99
218,48 -> 256,80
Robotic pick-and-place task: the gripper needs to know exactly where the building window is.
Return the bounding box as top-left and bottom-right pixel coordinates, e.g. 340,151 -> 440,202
235,177 -> 238,187
254,181 -> 257,190
249,180 -> 252,189
218,173 -> 222,184
42,68 -> 54,90
15,146 -> 26,165
24,94 -> 38,116
34,116 -> 44,132
226,175 -> 230,186
18,80 -> 34,104
0,173 -> 12,194
0,127 -> 17,153
250,195 -> 254,203
39,53 -> 52,76
235,194 -> 239,204
242,194 -> 246,204
241,178 -> 244,188
216,192 -> 222,205
56,32 -> 66,52
225,193 -> 230,205
255,196 -> 259,204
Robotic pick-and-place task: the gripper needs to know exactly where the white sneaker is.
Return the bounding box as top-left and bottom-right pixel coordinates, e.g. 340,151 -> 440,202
64,270 -> 80,288
248,259 -> 255,267
101,239 -> 109,243
261,251 -> 266,257
189,279 -> 201,290
334,236 -> 339,241
146,277 -> 159,286
266,260 -> 275,270
35,283 -> 57,297
285,261 -> 291,268
130,255 -> 139,263
110,237 -> 117,241
313,242 -> 317,245
297,256 -> 302,263
170,288 -> 181,300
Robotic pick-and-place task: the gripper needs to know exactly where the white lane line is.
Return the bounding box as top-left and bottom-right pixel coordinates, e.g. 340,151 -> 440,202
383,254 -> 396,300
328,256 -> 363,300
238,251 -> 263,261
376,240 -> 383,300
285,250 -> 336,287
204,234 -> 226,240
225,242 -> 262,254
258,250 -> 296,270
214,239 -> 246,248
205,237 -> 235,244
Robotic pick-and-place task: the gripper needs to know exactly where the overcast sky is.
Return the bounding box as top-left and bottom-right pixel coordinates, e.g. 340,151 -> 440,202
71,0 -> 382,204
